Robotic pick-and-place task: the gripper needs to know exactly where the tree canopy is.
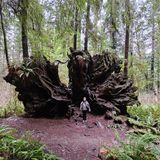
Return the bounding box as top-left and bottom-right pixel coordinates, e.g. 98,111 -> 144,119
0,0 -> 159,93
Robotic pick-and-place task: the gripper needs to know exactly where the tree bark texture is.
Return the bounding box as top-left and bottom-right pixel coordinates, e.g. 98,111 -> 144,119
0,3 -> 10,68
84,0 -> 90,51
124,0 -> 130,78
4,49 -> 139,117
73,6 -> 78,50
20,0 -> 29,59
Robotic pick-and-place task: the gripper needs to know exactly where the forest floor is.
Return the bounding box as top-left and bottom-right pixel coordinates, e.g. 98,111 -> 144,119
0,115 -> 127,160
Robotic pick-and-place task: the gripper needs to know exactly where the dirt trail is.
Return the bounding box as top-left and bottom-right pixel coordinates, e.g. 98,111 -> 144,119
0,115 -> 128,160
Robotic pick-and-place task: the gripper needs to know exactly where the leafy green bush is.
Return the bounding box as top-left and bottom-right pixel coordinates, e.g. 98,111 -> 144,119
127,104 -> 160,129
0,97 -> 24,118
103,133 -> 160,160
128,104 -> 160,121
101,105 -> 160,160
0,126 -> 58,160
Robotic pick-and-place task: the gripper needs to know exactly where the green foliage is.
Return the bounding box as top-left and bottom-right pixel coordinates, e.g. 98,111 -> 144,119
127,104 -> 160,129
59,64 -> 69,85
103,104 -> 160,159
28,0 -> 44,33
128,55 -> 150,91
21,61 -> 35,78
0,126 -> 58,160
104,133 -> 160,160
0,97 -> 24,118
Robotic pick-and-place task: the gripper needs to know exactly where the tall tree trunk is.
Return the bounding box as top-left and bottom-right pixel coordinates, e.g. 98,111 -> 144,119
151,11 -> 155,91
0,2 -> 10,68
84,0 -> 90,51
124,0 -> 130,78
111,18 -> 116,50
73,6 -> 78,50
20,0 -> 29,59
157,56 -> 160,93
78,18 -> 81,49
129,22 -> 134,80
110,0 -> 116,50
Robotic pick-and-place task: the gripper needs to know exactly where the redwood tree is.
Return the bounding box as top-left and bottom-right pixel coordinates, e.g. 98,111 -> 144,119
150,8 -> 155,91
0,0 -> 10,68
73,5 -> 78,50
20,0 -> 29,59
124,0 -> 131,78
84,0 -> 90,51
110,0 -> 117,50
7,0 -> 29,60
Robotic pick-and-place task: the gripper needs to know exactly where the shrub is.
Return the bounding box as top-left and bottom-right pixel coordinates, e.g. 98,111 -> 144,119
127,104 -> 160,129
0,126 -> 58,160
0,97 -> 24,118
102,133 -> 160,160
101,105 -> 160,160
127,104 -> 160,122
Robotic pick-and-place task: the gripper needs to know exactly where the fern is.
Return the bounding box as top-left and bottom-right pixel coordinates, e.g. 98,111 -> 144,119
127,105 -> 160,130
103,133 -> 160,160
0,126 -> 59,160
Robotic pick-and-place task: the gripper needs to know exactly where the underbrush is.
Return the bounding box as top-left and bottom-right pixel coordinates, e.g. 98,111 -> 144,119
0,126 -> 58,160
101,132 -> 160,160
101,104 -> 160,160
128,104 -> 160,124
0,96 -> 24,118
127,104 -> 160,134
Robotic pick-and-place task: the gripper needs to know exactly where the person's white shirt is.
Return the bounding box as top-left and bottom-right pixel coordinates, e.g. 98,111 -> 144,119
80,97 -> 91,112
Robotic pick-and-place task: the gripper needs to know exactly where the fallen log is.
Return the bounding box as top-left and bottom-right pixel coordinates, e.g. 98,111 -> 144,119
68,48 -> 139,115
4,49 -> 139,117
4,56 -> 71,117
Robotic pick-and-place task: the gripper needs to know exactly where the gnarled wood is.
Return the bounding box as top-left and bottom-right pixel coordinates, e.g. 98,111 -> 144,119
4,56 -> 71,117
4,49 -> 139,117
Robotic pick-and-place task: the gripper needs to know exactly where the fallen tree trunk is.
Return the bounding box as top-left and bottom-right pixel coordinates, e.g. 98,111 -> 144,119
4,49 -> 139,117
4,57 -> 71,117
68,48 -> 139,115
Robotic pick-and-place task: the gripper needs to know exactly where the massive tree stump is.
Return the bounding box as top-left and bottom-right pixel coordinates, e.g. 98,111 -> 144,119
4,49 -> 139,117
68,49 -> 139,115
4,57 -> 71,117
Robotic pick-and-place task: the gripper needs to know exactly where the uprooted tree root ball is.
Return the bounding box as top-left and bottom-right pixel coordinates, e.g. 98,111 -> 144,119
4,48 -> 139,117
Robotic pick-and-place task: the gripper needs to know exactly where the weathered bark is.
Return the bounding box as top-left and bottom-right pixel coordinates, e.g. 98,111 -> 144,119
110,0 -> 116,50
84,0 -> 90,51
68,49 -> 139,115
130,22 -> 134,80
157,56 -> 160,93
73,6 -> 78,50
150,10 -> 155,91
4,49 -> 139,117
124,0 -> 130,78
78,18 -> 81,49
4,57 -> 71,117
0,2 -> 10,68
20,0 -> 29,59
111,19 -> 116,50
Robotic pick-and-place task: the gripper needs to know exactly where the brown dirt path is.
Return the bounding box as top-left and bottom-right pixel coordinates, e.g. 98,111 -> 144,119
0,115 -> 128,160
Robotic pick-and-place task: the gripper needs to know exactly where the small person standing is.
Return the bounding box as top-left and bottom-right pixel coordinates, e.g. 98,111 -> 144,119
80,97 -> 91,122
